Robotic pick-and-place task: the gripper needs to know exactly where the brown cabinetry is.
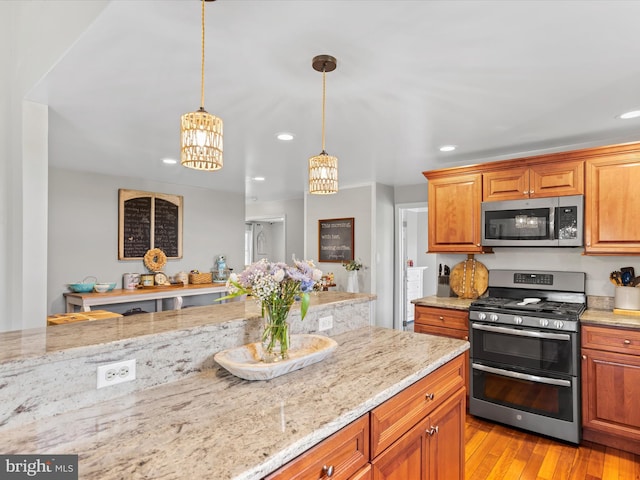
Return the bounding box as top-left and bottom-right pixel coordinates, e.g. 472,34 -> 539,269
370,388 -> 465,480
414,306 -> 469,396
265,414 -> 369,480
265,356 -> 466,480
423,172 -> 488,253
584,151 -> 640,254
581,324 -> 640,455
482,160 -> 584,201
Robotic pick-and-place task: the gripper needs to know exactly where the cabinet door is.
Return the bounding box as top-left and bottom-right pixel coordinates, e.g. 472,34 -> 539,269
427,174 -> 485,253
482,167 -> 529,201
350,464 -> 372,480
582,348 -> 640,454
585,155 -> 640,254
428,388 -> 465,480
529,160 -> 584,198
371,415 -> 429,480
371,388 -> 465,480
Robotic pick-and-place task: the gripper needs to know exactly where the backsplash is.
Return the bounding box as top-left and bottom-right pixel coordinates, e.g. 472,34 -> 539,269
587,295 -> 614,311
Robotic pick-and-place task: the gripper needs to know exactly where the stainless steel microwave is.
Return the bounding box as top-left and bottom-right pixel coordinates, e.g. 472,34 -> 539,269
481,195 -> 583,247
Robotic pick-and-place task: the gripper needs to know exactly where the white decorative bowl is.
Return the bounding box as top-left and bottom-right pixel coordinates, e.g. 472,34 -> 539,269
214,334 -> 338,381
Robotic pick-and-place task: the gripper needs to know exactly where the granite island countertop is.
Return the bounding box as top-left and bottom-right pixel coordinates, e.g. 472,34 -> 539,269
0,327 -> 468,480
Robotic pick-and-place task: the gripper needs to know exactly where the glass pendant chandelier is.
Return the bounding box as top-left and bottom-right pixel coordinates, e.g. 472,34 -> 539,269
308,55 -> 338,194
180,0 -> 223,171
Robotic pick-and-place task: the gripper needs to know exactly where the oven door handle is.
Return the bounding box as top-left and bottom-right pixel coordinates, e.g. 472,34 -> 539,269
472,322 -> 571,341
472,363 -> 572,387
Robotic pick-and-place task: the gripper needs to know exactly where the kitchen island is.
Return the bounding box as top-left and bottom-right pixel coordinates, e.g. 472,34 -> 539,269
0,293 -> 468,479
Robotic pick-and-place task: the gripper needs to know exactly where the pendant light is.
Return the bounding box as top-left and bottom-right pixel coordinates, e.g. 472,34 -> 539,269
308,55 -> 338,194
180,0 -> 223,171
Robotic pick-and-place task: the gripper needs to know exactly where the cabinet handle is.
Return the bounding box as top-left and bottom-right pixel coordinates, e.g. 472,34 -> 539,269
425,392 -> 435,401
523,191 -> 529,195
439,316 -> 444,321
322,465 -> 334,477
582,355 -> 587,360
464,335 -> 469,341
530,190 -> 534,195
624,339 -> 631,345
427,426 -> 439,436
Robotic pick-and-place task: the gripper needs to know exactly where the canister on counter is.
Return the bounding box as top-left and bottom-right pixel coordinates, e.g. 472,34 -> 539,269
123,273 -> 140,290
140,273 -> 154,287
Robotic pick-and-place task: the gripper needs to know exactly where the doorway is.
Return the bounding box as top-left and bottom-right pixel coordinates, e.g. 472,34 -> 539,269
245,216 -> 286,266
395,203 -> 437,330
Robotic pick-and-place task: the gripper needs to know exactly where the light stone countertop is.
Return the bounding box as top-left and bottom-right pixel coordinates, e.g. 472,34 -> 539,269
580,309 -> 640,329
0,326 -> 468,480
411,295 -> 474,310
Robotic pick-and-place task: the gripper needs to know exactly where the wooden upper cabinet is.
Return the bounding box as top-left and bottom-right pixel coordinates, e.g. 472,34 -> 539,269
424,173 -> 488,253
482,167 -> 529,201
483,160 -> 584,202
585,152 -> 640,254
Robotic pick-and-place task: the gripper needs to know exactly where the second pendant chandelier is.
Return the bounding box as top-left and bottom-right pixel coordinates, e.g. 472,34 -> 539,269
308,55 -> 338,195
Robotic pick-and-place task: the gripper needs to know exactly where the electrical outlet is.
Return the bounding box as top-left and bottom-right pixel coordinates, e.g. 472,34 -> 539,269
97,359 -> 136,389
319,315 -> 333,331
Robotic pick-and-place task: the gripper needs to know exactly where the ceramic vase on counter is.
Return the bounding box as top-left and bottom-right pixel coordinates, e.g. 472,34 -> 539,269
346,270 -> 359,293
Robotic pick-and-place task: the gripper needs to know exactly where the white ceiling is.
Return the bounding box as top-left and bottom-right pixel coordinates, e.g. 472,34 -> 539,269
29,0 -> 640,203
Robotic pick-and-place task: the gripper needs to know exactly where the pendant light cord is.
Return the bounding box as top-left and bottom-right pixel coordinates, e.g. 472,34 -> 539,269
200,0 -> 206,110
321,69 -> 326,152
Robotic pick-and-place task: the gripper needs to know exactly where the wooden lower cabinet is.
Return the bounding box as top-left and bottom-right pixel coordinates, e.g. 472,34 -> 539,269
264,356 -> 465,480
350,464 -> 372,480
581,324 -> 640,455
414,305 -> 469,397
264,414 -> 369,480
371,389 -> 465,480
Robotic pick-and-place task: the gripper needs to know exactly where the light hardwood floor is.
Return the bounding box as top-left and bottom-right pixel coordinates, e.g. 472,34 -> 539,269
465,414 -> 640,479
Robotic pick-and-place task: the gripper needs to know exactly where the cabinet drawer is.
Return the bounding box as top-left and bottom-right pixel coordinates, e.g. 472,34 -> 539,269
415,306 -> 468,332
582,324 -> 640,355
370,354 -> 465,458
265,415 -> 369,480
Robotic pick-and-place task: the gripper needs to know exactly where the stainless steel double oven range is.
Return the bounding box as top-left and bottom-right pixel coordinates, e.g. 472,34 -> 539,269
468,269 -> 586,444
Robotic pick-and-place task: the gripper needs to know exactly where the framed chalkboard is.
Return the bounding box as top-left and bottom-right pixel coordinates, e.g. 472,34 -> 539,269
118,189 -> 183,260
318,217 -> 354,263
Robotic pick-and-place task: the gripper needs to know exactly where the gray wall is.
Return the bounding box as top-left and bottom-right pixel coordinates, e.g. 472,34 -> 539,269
375,183 -> 395,329
306,185 -> 373,295
48,168 -> 245,315
2,1 -> 109,331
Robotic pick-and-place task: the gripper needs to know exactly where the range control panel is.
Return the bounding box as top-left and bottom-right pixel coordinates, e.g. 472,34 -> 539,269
513,273 -> 554,286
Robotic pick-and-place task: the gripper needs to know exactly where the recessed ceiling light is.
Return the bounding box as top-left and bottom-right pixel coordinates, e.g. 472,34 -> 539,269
252,176 -> 266,182
618,110 -> 640,120
439,145 -> 457,152
162,158 -> 177,164
276,132 -> 294,141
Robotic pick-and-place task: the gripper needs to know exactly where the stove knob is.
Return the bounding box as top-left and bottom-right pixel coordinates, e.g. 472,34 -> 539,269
489,314 -> 499,322
539,319 -> 549,327
554,320 -> 564,329
478,312 -> 486,321
514,316 -> 523,325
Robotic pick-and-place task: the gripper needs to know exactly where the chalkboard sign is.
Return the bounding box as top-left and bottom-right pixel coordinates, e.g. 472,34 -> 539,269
118,189 -> 183,260
318,217 -> 354,263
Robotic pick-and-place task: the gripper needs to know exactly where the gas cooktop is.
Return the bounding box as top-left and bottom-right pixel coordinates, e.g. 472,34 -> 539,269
470,297 -> 585,321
